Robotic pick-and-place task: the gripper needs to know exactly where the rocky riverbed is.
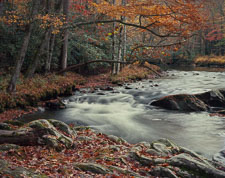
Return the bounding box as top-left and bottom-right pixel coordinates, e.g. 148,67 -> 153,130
0,119 -> 225,177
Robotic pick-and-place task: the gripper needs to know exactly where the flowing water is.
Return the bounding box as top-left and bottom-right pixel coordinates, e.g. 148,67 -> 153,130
22,68 -> 225,158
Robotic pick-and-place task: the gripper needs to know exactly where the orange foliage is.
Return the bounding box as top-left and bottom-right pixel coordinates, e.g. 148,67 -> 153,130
91,0 -> 207,38
0,73 -> 86,113
195,56 -> 225,66
111,63 -> 160,83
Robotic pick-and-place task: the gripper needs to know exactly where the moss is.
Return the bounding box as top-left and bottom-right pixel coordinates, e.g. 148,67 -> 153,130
4,120 -> 25,126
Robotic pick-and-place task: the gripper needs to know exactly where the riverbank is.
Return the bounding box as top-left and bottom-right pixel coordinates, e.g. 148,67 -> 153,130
194,56 -> 225,67
0,63 -> 161,122
0,119 -> 225,177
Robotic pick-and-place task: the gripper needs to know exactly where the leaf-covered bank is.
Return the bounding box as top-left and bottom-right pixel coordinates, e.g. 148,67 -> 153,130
0,119 -> 224,177
0,64 -> 161,122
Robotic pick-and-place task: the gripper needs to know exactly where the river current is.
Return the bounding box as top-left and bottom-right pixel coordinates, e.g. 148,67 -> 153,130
23,68 -> 225,158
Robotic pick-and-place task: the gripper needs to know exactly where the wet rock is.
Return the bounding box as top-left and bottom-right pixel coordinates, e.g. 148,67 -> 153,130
100,86 -> 114,91
151,94 -> 209,112
45,99 -> 66,110
125,86 -> 132,90
97,92 -> 105,95
150,166 -> 178,178
195,89 -> 225,107
74,163 -> 110,174
168,153 -> 225,178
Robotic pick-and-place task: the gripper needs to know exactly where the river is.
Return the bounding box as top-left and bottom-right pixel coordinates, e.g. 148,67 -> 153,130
22,68 -> 225,158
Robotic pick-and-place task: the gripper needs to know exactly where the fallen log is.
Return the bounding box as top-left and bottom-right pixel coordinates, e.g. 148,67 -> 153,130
57,60 -> 130,74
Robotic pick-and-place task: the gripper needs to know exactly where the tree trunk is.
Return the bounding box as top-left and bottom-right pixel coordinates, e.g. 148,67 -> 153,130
117,26 -> 123,74
59,0 -> 69,71
0,129 -> 39,146
7,0 -> 38,92
26,30 -> 51,78
111,0 -> 117,75
45,33 -> 55,73
7,25 -> 33,92
122,0 -> 127,65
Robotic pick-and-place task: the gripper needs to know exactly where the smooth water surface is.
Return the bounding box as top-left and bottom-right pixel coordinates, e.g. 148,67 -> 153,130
23,69 -> 225,158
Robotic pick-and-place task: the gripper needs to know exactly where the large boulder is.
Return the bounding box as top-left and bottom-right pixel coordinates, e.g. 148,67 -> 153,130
195,89 -> 225,107
168,153 -> 225,178
151,94 -> 209,111
0,119 -> 76,151
0,160 -> 46,178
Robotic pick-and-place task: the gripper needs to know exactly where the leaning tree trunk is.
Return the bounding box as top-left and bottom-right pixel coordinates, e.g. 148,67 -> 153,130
7,0 -> 38,92
7,24 -> 33,92
26,29 -> 51,78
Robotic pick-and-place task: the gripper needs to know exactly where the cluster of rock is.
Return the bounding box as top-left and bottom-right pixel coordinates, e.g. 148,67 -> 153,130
0,119 -> 225,177
151,89 -> 225,112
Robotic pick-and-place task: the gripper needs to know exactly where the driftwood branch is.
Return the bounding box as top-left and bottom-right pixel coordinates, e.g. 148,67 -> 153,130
57,60 -> 130,74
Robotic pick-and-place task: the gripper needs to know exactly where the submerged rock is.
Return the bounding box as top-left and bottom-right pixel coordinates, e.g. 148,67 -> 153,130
151,94 -> 209,111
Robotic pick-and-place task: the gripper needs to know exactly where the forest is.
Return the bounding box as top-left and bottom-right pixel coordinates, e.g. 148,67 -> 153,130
1,0 -> 225,177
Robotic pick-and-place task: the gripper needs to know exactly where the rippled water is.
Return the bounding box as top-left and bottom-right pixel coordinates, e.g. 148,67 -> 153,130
23,68 -> 225,158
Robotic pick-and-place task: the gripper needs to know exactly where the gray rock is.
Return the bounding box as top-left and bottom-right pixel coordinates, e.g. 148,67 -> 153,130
107,135 -> 127,144
150,166 -> 178,178
108,166 -> 143,177
152,142 -> 171,155
151,138 -> 180,155
168,153 -> 225,178
0,159 -> 46,178
213,149 -> 225,167
77,136 -> 92,141
0,123 -> 11,130
74,163 -> 110,174
49,119 -> 76,137
146,149 -> 162,156
28,119 -> 74,150
129,151 -> 154,165
0,144 -> 20,151
180,147 -> 212,167
154,158 -> 166,164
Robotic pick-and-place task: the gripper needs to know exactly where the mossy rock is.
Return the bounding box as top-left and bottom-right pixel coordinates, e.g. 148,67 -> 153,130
0,123 -> 12,130
0,159 -> 47,178
0,144 -> 20,151
4,120 -> 25,127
